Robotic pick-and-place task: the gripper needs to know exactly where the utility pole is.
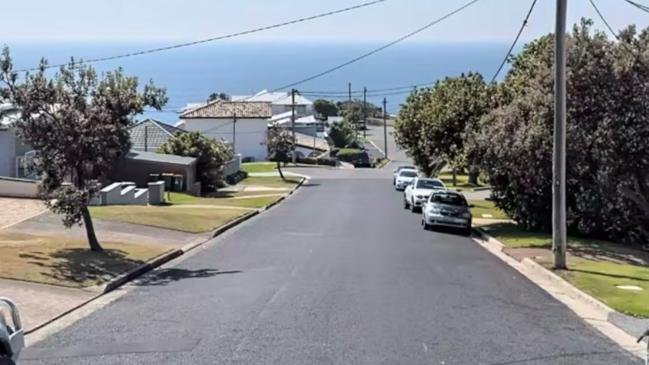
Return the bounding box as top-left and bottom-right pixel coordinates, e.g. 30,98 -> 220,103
144,125 -> 148,152
363,86 -> 367,139
291,88 -> 297,164
232,113 -> 237,153
552,0 -> 568,269
348,82 -> 352,103
383,98 -> 388,159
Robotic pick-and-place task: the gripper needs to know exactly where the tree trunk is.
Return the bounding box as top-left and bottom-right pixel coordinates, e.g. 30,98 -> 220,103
452,167 -> 457,187
277,159 -> 285,181
81,205 -> 103,252
468,166 -> 479,186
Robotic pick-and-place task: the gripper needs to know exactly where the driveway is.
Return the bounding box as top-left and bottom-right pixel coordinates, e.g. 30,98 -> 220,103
0,197 -> 46,230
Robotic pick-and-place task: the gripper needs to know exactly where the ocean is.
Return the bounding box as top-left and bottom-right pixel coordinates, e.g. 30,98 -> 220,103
4,41 -> 513,123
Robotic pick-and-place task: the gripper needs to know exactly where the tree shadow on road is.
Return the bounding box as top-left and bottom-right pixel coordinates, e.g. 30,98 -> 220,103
133,268 -> 242,286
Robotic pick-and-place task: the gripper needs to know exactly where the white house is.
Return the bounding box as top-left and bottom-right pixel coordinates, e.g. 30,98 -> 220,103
231,90 -> 313,116
0,103 -> 32,178
179,100 -> 272,161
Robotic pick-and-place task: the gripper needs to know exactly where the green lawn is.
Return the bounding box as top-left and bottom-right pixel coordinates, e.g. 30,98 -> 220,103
540,256 -> 649,317
482,222 -> 649,317
0,232 -> 167,288
239,176 -> 301,188
168,192 -> 281,209
469,200 -> 508,219
90,206 -> 246,233
336,148 -> 362,155
241,162 -> 276,173
438,173 -> 482,188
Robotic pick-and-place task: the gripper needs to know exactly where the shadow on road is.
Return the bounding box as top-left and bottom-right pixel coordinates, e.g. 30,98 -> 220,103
133,268 -> 242,286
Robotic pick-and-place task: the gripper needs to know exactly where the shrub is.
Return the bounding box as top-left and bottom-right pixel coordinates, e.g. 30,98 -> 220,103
329,120 -> 355,148
477,20 -> 649,244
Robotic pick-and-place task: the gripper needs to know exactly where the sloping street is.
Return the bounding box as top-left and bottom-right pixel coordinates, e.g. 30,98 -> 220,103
17,128 -> 638,364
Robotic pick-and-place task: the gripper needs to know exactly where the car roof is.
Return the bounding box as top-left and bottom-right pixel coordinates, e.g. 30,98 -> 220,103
416,177 -> 443,183
397,165 -> 416,170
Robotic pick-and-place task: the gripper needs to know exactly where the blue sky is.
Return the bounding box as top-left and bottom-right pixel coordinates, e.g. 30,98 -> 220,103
2,0 -> 648,43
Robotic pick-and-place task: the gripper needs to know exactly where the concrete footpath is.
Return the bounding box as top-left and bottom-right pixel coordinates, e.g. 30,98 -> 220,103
0,278 -> 96,331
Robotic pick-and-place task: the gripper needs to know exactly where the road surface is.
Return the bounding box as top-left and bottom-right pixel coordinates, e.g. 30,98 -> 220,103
20,127 -> 637,364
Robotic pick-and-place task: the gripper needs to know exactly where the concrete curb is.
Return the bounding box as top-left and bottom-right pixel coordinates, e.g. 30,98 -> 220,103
472,227 -> 646,359
23,178 -> 308,337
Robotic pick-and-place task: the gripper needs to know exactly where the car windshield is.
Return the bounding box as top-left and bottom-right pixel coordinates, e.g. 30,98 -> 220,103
416,179 -> 444,189
399,170 -> 417,178
397,166 -> 415,172
430,193 -> 467,206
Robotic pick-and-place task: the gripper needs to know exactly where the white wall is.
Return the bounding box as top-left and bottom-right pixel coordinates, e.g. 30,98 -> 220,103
0,128 -> 17,177
0,177 -> 38,198
183,118 -> 268,161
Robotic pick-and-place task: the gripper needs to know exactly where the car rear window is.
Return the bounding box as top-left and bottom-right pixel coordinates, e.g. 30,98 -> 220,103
431,193 -> 467,206
417,179 -> 444,189
400,170 -> 417,177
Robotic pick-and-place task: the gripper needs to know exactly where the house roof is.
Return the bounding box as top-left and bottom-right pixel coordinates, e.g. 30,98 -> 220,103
294,132 -> 329,152
129,119 -> 183,151
231,90 -> 313,106
272,114 -> 323,126
181,100 -> 272,119
126,150 -> 197,166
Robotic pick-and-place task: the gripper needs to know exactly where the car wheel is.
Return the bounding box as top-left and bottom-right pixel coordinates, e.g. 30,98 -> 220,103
404,198 -> 409,209
410,199 -> 416,213
464,227 -> 472,236
422,220 -> 431,231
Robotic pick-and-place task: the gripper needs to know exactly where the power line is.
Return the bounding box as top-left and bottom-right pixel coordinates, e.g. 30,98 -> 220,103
270,0 -> 482,92
588,0 -> 622,40
14,0 -> 387,72
622,0 -> 649,14
490,0 -> 538,83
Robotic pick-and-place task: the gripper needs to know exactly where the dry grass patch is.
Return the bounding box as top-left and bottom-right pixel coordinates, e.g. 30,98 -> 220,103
0,232 -> 167,288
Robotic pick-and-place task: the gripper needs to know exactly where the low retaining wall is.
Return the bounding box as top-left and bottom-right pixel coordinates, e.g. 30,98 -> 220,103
0,177 -> 38,198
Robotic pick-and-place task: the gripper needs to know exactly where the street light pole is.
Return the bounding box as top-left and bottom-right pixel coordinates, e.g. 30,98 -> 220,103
553,0 -> 568,269
363,86 -> 367,139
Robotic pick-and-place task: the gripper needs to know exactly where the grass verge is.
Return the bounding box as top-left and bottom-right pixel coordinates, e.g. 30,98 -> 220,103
90,206 -> 246,233
0,232 -> 167,288
469,200 -> 508,220
168,192 -> 281,209
482,222 -> 649,317
241,162 -> 276,173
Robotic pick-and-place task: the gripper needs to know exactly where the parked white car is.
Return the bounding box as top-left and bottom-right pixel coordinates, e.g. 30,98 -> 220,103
403,177 -> 446,212
422,191 -> 472,235
394,169 -> 418,191
392,165 -> 416,185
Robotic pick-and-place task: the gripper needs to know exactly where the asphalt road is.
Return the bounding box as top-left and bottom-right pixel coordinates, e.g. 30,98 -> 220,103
20,132 -> 638,364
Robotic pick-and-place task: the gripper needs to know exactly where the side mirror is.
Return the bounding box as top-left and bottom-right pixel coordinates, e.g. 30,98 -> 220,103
0,298 -> 24,362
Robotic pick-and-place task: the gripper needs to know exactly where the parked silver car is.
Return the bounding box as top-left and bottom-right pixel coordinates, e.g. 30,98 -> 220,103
422,191 -> 472,235
0,298 -> 24,365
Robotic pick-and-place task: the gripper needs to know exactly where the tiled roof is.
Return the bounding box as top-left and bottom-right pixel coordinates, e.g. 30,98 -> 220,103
130,119 -> 184,152
181,100 -> 272,119
126,151 -> 197,166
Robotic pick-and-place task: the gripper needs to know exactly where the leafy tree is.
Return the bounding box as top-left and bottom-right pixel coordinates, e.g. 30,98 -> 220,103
208,92 -> 230,102
339,100 -> 364,128
395,72 -> 489,184
313,99 -> 339,119
158,131 -> 233,193
264,126 -> 294,180
477,19 -> 649,244
328,120 -> 355,148
0,48 -> 167,251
